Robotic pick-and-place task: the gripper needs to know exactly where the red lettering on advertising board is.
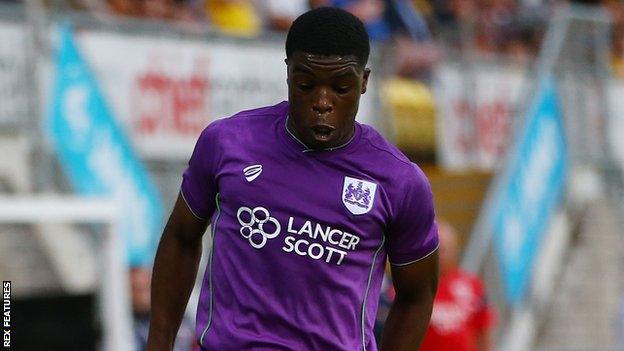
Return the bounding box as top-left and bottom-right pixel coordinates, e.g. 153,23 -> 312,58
451,97 -> 513,164
133,67 -> 210,137
452,99 -> 474,153
476,100 -> 511,159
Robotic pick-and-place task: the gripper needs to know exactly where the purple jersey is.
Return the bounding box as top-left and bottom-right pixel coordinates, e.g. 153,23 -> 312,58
181,101 -> 439,350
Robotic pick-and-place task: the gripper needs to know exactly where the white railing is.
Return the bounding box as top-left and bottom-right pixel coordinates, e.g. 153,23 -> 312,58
0,196 -> 135,351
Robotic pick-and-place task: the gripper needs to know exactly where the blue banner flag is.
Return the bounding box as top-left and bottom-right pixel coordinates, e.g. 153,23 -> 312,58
47,26 -> 163,266
490,77 -> 568,305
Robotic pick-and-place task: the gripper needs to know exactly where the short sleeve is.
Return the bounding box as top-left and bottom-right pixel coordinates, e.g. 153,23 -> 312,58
387,164 -> 439,265
180,124 -> 220,220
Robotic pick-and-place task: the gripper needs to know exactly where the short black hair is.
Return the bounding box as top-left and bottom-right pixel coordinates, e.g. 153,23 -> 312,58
286,7 -> 370,67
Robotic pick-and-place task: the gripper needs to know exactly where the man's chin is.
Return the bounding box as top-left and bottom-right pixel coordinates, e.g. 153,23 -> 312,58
303,133 -> 338,149
311,134 -> 334,146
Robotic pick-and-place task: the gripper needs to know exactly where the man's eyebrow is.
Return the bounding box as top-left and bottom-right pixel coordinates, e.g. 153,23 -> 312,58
292,65 -> 315,75
330,69 -> 359,79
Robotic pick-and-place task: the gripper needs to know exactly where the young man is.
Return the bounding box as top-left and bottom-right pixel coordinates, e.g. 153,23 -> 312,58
147,7 -> 439,351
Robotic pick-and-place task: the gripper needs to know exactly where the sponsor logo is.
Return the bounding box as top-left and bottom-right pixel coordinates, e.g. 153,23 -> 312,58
235,206 -> 362,265
342,176 -> 377,215
243,164 -> 262,182
236,206 -> 280,249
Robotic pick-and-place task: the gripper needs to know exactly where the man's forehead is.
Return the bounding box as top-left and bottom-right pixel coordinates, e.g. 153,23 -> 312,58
289,52 -> 362,71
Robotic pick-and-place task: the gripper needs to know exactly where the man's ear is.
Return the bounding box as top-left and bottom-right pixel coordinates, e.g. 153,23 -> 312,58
361,68 -> 371,94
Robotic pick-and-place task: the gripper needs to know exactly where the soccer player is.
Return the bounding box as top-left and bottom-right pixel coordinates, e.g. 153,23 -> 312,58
147,7 -> 439,351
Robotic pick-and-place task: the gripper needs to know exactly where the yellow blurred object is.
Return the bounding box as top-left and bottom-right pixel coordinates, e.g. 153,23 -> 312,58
412,0 -> 432,16
205,0 -> 261,37
382,77 -> 437,159
613,56 -> 624,79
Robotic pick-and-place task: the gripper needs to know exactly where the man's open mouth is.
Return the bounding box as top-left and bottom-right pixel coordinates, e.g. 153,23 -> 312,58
311,125 -> 335,140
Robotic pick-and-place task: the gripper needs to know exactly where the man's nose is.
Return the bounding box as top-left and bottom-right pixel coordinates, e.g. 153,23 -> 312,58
312,87 -> 333,114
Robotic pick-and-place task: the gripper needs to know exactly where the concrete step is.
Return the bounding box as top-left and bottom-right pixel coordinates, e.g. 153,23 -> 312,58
535,201 -> 622,350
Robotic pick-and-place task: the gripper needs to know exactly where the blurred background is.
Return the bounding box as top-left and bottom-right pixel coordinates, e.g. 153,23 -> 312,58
0,0 -> 623,350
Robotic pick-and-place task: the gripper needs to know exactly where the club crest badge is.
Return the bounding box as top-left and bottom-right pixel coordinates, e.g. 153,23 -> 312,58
342,176 -> 377,215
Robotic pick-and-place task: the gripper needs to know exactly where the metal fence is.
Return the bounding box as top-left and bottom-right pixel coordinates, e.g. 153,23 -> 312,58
0,3 -> 29,133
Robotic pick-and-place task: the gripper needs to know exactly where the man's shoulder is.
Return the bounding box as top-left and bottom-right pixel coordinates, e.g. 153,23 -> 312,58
357,123 -> 427,184
358,123 -> 413,166
210,101 -> 287,130
198,101 -> 287,141
231,101 -> 288,120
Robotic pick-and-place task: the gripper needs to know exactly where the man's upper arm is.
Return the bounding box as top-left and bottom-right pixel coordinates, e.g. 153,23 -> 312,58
180,123 -> 221,221
390,249 -> 439,301
165,193 -> 210,243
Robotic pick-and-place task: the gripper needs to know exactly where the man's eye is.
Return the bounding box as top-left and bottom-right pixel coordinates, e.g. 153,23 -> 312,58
335,86 -> 351,94
297,84 -> 313,91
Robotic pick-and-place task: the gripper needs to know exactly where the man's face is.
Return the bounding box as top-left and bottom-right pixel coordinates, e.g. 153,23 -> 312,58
286,52 -> 370,149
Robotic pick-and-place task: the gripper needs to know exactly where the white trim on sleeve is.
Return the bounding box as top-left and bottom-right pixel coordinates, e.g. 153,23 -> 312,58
180,189 -> 206,220
389,244 -> 440,267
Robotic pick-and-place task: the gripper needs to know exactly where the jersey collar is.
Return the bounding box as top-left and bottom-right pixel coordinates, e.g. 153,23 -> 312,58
283,115 -> 360,153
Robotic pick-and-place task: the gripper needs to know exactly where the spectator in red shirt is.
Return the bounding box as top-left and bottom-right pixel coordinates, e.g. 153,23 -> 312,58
420,221 -> 495,351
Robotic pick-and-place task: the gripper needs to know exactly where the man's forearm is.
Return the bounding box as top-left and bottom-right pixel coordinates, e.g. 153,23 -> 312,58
147,226 -> 203,351
380,297 -> 434,351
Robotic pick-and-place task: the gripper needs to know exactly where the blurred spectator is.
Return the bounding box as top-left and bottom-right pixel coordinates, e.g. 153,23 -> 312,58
319,0 -> 392,41
106,0 -> 143,17
607,1 -> 624,78
372,221 -> 495,350
427,0 -> 468,25
171,1 -> 203,25
143,0 -> 174,19
473,0 -> 517,53
315,1 -> 441,163
260,0 -> 309,32
420,0 -> 548,60
419,221 -> 495,351
203,0 -> 261,37
105,0 -> 197,23
131,267 -> 195,351
312,1 -> 439,78
387,1 -> 439,80
500,22 -> 542,65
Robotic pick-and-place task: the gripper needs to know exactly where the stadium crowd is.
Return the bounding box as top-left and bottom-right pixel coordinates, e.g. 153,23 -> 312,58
102,0 -> 624,78
0,1 -> 606,64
